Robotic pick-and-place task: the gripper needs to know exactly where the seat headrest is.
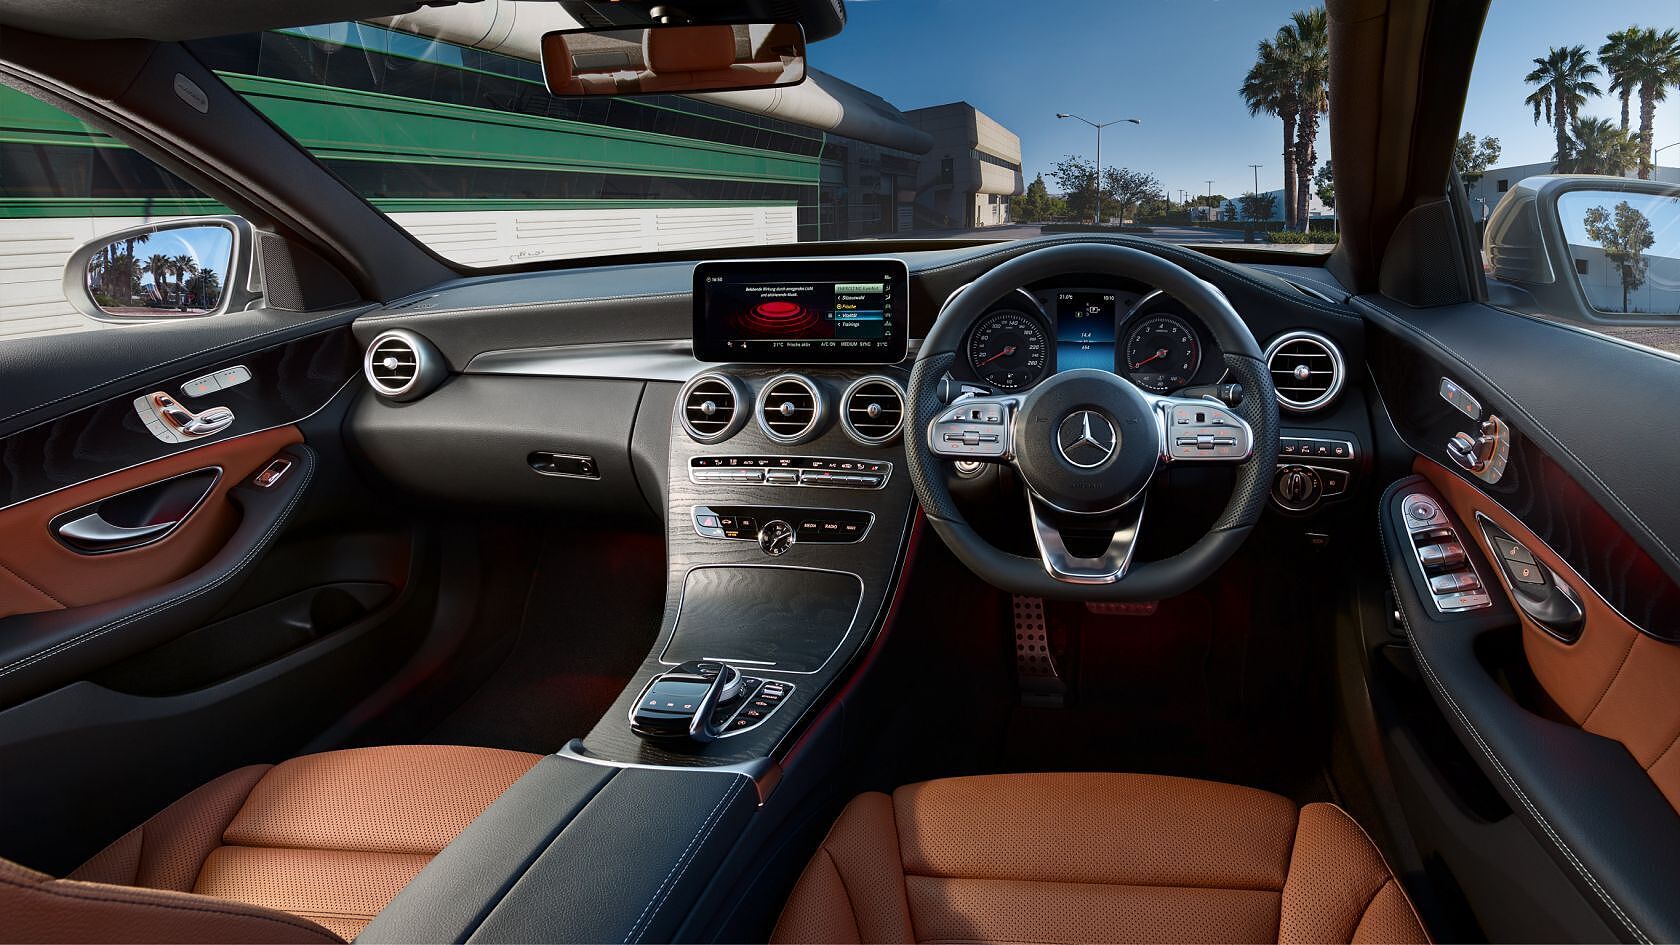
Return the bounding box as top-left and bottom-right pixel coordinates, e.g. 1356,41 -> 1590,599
644,26 -> 737,74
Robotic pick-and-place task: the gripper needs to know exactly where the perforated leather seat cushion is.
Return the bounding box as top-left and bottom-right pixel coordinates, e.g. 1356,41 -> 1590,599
67,745 -> 541,940
772,772 -> 1430,945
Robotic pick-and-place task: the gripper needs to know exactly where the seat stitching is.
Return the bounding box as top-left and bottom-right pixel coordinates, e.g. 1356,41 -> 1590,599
814,847 -> 863,940
623,776 -> 746,943
901,873 -> 1286,894
1313,805 -> 1432,944
1376,482 -> 1649,943
0,456 -> 314,680
1645,721 -> 1680,772
0,872 -> 340,942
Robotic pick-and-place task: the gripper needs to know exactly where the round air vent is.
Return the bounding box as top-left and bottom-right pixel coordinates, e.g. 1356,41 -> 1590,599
363,329 -> 446,402
678,372 -> 750,443
1264,330 -> 1345,413
840,376 -> 906,446
756,374 -> 827,445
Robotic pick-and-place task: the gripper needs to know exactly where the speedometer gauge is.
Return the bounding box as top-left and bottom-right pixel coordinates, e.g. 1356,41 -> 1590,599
1123,314 -> 1201,391
967,310 -> 1049,390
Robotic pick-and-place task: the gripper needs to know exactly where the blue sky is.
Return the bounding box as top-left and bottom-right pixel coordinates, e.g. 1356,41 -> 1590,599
814,0 -> 1680,198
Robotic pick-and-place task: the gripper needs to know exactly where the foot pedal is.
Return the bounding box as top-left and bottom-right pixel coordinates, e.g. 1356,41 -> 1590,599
1013,595 -> 1066,707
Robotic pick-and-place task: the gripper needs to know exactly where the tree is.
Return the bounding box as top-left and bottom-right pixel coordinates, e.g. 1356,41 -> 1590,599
1241,37 -> 1299,228
1600,27 -> 1646,132
1222,199 -> 1239,222
143,253 -> 174,302
1582,200 -> 1655,311
1276,8 -> 1329,232
1452,133 -> 1503,181
1613,27 -> 1680,179
172,254 -> 199,310
1313,160 -> 1335,210
1009,174 -> 1069,222
1524,45 -> 1602,173
1048,157 -> 1162,223
1563,117 -> 1641,175
1239,192 -> 1279,223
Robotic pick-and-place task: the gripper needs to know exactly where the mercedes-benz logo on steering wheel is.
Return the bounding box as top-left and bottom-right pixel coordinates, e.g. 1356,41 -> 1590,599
1056,410 -> 1118,469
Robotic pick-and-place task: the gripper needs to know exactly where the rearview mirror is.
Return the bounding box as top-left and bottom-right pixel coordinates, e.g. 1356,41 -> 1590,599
539,22 -> 806,97
63,217 -> 260,323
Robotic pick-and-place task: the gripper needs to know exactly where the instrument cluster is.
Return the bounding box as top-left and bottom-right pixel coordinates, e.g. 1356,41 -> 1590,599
958,281 -> 1224,394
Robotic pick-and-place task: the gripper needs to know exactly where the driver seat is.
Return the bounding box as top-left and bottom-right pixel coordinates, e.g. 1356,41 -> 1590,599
772,773 -> 1429,944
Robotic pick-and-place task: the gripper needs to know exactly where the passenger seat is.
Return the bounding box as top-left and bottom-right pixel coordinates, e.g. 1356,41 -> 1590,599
2,745 -> 539,943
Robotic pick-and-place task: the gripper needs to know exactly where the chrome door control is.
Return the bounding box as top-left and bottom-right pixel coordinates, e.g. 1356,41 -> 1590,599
1438,377 -> 1482,420
1399,491 -> 1491,613
133,392 -> 235,443
253,459 -> 293,488
1446,415 -> 1509,485
182,364 -> 252,398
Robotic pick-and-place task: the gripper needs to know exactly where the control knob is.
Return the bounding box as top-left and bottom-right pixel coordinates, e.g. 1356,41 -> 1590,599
1272,465 -> 1323,511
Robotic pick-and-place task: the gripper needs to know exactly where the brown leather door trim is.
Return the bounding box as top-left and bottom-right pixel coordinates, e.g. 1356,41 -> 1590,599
0,426 -> 302,619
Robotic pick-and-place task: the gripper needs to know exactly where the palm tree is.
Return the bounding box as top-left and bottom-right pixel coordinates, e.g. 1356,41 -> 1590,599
1600,28 -> 1644,132
1618,27 -> 1680,179
1277,8 -> 1329,232
1563,117 -> 1640,175
143,253 -> 174,303
1241,38 -> 1297,229
172,254 -> 199,309
1525,46 -> 1602,173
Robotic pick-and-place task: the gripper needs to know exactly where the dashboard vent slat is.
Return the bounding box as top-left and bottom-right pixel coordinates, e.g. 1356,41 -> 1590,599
678,372 -> 749,443
841,376 -> 906,446
1263,331 -> 1345,413
756,374 -> 827,445
363,329 -> 445,402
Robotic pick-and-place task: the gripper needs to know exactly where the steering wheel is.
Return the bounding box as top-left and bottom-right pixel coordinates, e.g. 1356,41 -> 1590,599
905,243 -> 1279,600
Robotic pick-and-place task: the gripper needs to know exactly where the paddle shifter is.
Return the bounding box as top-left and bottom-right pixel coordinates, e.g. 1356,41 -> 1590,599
628,660 -> 793,742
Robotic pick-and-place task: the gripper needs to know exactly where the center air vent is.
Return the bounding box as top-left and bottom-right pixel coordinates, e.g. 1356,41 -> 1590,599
364,329 -> 445,402
1265,331 -> 1344,412
841,376 -> 906,446
678,372 -> 750,443
757,374 -> 827,445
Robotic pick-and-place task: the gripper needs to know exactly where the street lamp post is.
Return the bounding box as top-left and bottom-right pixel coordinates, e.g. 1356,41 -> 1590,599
1056,113 -> 1140,225
1248,164 -> 1262,195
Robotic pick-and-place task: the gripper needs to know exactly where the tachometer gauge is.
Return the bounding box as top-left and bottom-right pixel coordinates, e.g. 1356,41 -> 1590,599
967,310 -> 1049,390
1123,314 -> 1201,392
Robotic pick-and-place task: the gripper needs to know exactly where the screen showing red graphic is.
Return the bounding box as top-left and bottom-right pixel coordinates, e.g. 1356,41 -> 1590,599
692,258 -> 907,363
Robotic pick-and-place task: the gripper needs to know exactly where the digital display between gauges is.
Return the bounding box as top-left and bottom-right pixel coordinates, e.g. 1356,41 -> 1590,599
1123,313 -> 1202,391
1053,290 -> 1119,372
966,310 -> 1049,390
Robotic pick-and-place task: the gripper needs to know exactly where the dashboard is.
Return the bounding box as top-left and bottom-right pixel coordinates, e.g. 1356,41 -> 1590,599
949,277 -> 1227,395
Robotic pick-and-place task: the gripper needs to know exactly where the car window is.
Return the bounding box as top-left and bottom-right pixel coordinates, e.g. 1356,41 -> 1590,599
0,87 -> 229,342
1459,0 -> 1680,355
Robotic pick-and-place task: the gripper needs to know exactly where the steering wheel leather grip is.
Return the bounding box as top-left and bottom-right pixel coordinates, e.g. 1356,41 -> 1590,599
905,243 -> 1279,601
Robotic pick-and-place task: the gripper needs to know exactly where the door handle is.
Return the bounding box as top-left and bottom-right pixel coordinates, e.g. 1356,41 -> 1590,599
55,512 -> 179,550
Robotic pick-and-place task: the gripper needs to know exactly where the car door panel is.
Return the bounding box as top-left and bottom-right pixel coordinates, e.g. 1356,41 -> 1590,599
0,425 -> 301,619
1364,295 -> 1680,941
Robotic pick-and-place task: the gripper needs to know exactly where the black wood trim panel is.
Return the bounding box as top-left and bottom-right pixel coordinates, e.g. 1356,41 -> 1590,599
0,328 -> 358,510
1366,312 -> 1680,640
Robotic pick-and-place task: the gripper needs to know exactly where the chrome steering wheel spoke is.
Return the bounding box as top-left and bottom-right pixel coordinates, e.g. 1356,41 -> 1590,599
1153,394 -> 1255,463
927,394 -> 1018,462
1027,493 -> 1146,585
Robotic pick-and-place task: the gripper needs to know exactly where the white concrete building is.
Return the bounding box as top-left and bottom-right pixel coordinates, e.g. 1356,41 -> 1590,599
903,103 -> 1024,229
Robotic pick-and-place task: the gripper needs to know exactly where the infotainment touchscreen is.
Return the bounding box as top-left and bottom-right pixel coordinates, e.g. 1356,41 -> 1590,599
692,258 -> 908,363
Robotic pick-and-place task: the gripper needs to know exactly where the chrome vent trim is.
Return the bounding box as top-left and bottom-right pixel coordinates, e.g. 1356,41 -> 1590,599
678,372 -> 749,443
840,375 -> 906,446
1264,330 -> 1344,413
363,329 -> 444,401
756,373 -> 827,444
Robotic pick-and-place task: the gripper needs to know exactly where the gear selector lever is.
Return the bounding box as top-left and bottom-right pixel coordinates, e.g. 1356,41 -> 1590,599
629,660 -> 742,742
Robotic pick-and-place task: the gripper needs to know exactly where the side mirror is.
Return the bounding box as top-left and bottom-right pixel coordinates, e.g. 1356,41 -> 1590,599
539,22 -> 806,98
64,216 -> 261,323
1485,176 -> 1679,322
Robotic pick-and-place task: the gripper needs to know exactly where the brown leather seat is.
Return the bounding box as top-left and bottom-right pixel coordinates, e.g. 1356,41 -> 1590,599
773,773 -> 1429,945
4,745 -> 540,943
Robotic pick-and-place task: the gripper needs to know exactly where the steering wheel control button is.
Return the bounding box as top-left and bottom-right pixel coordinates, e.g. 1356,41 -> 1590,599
1162,401 -> 1253,461
757,519 -> 797,556
929,397 -> 1014,460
